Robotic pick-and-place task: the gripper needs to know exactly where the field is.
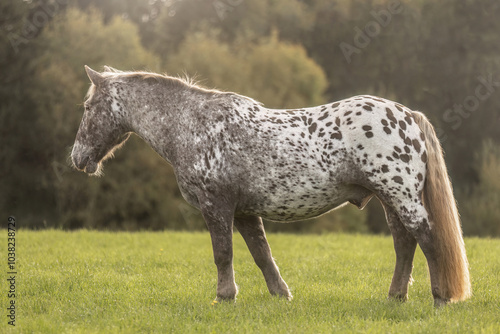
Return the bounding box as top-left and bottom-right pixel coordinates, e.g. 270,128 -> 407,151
2,230 -> 499,333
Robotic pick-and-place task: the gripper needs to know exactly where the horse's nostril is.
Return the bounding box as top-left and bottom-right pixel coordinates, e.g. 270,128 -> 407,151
72,154 -> 89,171
84,160 -> 98,174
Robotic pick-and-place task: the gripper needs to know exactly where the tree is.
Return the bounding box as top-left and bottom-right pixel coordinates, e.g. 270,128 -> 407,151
164,30 -> 327,108
1,7 -> 179,229
461,140 -> 500,237
0,0 -> 54,223
2,0 -> 499,235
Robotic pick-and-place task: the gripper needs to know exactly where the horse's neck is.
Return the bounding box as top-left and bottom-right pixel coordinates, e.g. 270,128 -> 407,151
126,86 -> 200,164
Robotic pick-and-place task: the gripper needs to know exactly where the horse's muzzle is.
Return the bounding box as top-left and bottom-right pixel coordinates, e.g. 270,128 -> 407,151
71,153 -> 89,172
71,142 -> 94,173
72,154 -> 99,174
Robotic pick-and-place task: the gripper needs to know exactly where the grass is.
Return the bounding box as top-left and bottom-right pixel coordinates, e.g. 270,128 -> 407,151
1,230 -> 499,333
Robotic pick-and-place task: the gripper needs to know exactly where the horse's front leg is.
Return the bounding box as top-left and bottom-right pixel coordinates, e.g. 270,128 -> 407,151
199,196 -> 238,301
234,215 -> 292,300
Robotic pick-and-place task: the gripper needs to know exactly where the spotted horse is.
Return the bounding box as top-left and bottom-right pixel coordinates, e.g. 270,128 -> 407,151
72,66 -> 471,307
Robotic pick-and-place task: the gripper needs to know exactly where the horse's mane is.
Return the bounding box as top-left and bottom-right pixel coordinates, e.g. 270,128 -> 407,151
107,71 -> 200,91
85,67 -> 260,105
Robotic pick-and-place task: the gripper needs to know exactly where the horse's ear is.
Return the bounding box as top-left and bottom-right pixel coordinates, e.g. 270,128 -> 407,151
85,65 -> 104,86
103,65 -> 121,73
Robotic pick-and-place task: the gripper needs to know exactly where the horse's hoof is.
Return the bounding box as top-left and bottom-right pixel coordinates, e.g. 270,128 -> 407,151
276,293 -> 293,301
281,291 -> 293,301
388,293 -> 408,302
213,295 -> 237,304
433,297 -> 450,308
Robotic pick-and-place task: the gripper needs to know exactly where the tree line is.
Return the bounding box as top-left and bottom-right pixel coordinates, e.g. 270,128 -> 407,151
1,0 -> 499,236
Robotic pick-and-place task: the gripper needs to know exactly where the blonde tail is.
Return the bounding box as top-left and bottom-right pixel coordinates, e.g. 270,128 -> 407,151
413,111 -> 471,302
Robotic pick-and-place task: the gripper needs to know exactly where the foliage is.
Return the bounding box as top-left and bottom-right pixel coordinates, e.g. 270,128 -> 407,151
4,230 -> 500,333
1,0 -> 499,234
461,140 -> 500,237
164,29 -> 327,108
34,8 -> 186,230
0,6 -> 163,229
0,0 -> 52,224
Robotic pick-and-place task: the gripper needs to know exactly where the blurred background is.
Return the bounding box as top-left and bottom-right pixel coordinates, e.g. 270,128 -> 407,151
1,0 -> 499,236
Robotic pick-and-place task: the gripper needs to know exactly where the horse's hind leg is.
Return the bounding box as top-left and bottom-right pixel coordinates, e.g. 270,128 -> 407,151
234,216 -> 292,299
386,199 -> 449,306
401,210 -> 447,306
382,203 -> 417,301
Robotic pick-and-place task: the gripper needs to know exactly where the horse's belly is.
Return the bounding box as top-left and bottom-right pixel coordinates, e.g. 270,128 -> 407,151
258,200 -> 348,222
239,183 -> 371,222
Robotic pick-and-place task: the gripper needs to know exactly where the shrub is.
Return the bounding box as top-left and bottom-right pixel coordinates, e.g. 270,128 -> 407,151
460,140 -> 500,237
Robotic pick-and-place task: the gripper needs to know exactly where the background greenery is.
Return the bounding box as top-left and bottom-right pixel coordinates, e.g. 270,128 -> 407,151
1,0 -> 499,235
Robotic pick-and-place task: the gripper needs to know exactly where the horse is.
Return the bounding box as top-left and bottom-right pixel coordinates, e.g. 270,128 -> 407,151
71,65 -> 471,306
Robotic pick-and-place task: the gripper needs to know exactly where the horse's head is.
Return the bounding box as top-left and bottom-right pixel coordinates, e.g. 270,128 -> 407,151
71,66 -> 130,175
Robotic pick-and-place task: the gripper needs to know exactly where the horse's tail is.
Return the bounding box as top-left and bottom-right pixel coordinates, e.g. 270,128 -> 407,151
412,111 -> 471,302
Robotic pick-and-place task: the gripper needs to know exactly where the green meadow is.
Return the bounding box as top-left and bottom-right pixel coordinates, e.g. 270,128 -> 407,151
2,230 -> 499,333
